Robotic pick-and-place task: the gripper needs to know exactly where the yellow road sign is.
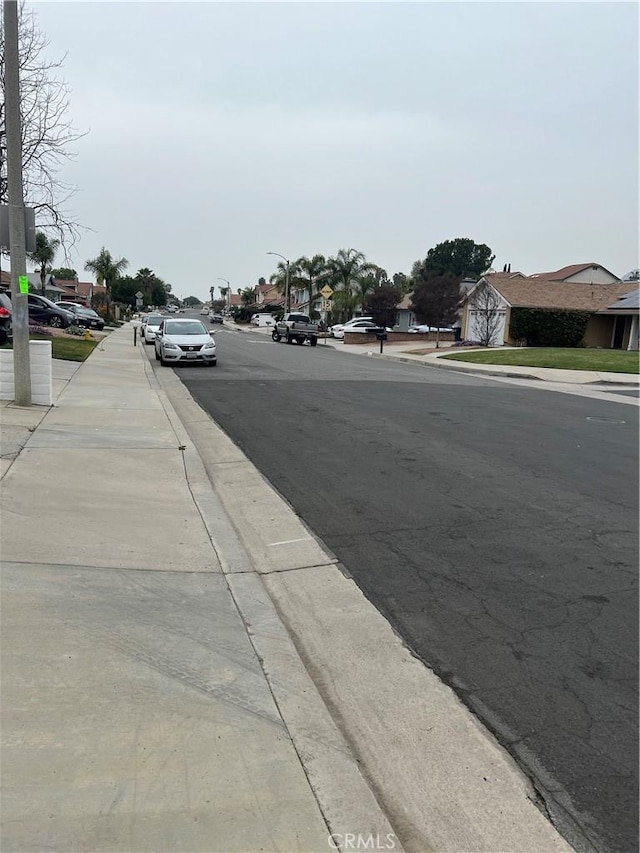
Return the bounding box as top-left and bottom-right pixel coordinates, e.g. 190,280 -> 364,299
320,285 -> 334,300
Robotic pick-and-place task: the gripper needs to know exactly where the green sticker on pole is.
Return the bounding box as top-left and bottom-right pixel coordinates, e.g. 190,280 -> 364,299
18,275 -> 29,294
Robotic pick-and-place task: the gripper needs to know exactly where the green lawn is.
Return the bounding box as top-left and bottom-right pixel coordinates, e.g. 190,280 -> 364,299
1,333 -> 98,362
442,348 -> 639,374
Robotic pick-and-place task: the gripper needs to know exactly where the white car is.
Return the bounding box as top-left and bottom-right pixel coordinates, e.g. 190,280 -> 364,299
332,319 -> 390,340
407,324 -> 454,333
329,316 -> 374,337
154,318 -> 217,366
251,313 -> 276,327
142,314 -> 165,344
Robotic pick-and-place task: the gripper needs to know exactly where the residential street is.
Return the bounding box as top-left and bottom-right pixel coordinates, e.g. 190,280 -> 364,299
176,326 -> 639,853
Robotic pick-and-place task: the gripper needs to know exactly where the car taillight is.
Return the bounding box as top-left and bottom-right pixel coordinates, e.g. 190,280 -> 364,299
0,307 -> 10,317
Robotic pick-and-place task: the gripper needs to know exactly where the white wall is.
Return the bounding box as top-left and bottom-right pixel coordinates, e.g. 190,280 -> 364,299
0,341 -> 53,405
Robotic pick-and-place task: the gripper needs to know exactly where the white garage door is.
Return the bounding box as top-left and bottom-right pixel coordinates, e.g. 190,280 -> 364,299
468,310 -> 506,346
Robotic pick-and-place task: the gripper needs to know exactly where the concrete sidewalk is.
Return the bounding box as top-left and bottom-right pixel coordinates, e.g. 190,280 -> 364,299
0,326 -> 392,853
1,324 -> 576,853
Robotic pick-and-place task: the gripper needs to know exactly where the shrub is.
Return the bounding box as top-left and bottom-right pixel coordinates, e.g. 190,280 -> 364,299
509,308 -> 590,347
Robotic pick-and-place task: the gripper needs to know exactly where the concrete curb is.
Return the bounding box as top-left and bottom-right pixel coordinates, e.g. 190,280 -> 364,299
144,341 -> 575,853
150,359 -> 403,851
368,351 -> 545,382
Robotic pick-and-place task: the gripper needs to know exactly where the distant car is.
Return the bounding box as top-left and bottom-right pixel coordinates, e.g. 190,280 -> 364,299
209,313 -> 224,324
333,320 -> 390,340
27,293 -> 74,329
329,316 -> 374,337
0,290 -> 12,345
56,302 -> 105,330
154,318 -> 217,366
200,308 -> 209,316
407,324 -> 454,333
142,314 -> 165,344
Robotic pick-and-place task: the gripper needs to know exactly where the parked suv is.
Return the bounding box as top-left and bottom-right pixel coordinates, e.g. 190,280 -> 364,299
27,293 -> 74,328
0,290 -> 12,345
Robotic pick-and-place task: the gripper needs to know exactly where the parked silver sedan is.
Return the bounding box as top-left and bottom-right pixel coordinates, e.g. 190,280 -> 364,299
154,318 -> 217,366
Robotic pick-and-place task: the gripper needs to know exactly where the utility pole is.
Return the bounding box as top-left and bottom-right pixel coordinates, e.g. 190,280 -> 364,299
285,259 -> 290,313
267,252 -> 290,314
3,0 -> 31,405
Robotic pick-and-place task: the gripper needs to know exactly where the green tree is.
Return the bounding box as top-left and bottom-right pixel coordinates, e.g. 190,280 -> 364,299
28,230 -> 60,294
294,254 -> 327,314
364,282 -> 401,328
240,287 -> 254,308
84,247 -> 128,316
331,287 -> 359,321
328,248 -> 376,321
269,259 -> 300,309
50,267 -> 77,280
183,296 -> 202,307
110,276 -> 138,308
393,272 -> 411,294
134,268 -> 168,307
416,238 -> 494,280
355,265 -> 388,313
410,272 -> 460,331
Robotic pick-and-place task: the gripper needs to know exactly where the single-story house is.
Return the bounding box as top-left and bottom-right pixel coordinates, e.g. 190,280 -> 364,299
530,262 -> 620,285
461,274 -> 638,349
601,288 -> 639,351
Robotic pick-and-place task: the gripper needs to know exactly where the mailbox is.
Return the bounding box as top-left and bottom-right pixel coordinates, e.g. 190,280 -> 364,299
375,331 -> 387,342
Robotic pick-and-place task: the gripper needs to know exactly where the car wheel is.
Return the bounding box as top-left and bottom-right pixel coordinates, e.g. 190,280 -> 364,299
160,355 -> 167,366
49,315 -> 62,328
154,347 -> 159,360
0,329 -> 7,346
310,336 -> 317,347
272,331 -> 281,342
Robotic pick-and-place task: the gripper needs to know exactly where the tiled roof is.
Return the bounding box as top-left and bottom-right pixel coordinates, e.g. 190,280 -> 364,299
531,263 -> 619,282
485,279 -> 633,311
75,281 -> 106,298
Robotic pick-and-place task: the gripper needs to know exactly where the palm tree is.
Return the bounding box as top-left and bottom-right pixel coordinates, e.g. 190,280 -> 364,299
240,287 -> 254,308
294,254 -> 327,316
269,259 -> 300,307
29,231 -> 61,294
84,247 -> 128,316
356,265 -> 389,313
328,248 -> 376,320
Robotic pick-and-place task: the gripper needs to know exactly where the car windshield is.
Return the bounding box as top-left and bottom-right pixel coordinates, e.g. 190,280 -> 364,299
164,321 -> 207,335
147,316 -> 164,325
77,308 -> 98,317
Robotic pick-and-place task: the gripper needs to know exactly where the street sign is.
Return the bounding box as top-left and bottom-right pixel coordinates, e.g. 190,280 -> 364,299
321,299 -> 333,311
135,291 -> 144,299
320,285 -> 334,300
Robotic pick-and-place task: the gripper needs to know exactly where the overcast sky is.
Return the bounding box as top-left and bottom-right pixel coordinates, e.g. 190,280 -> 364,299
30,1 -> 639,300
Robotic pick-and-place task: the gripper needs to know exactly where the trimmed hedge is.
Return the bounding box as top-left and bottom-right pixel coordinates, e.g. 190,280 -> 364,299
509,307 -> 590,347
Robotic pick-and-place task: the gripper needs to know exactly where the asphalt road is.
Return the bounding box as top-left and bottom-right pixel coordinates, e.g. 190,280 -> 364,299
176,326 -> 638,853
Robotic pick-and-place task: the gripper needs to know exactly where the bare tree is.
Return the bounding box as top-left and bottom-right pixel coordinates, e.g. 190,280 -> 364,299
0,3 -> 86,252
469,281 -> 503,346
